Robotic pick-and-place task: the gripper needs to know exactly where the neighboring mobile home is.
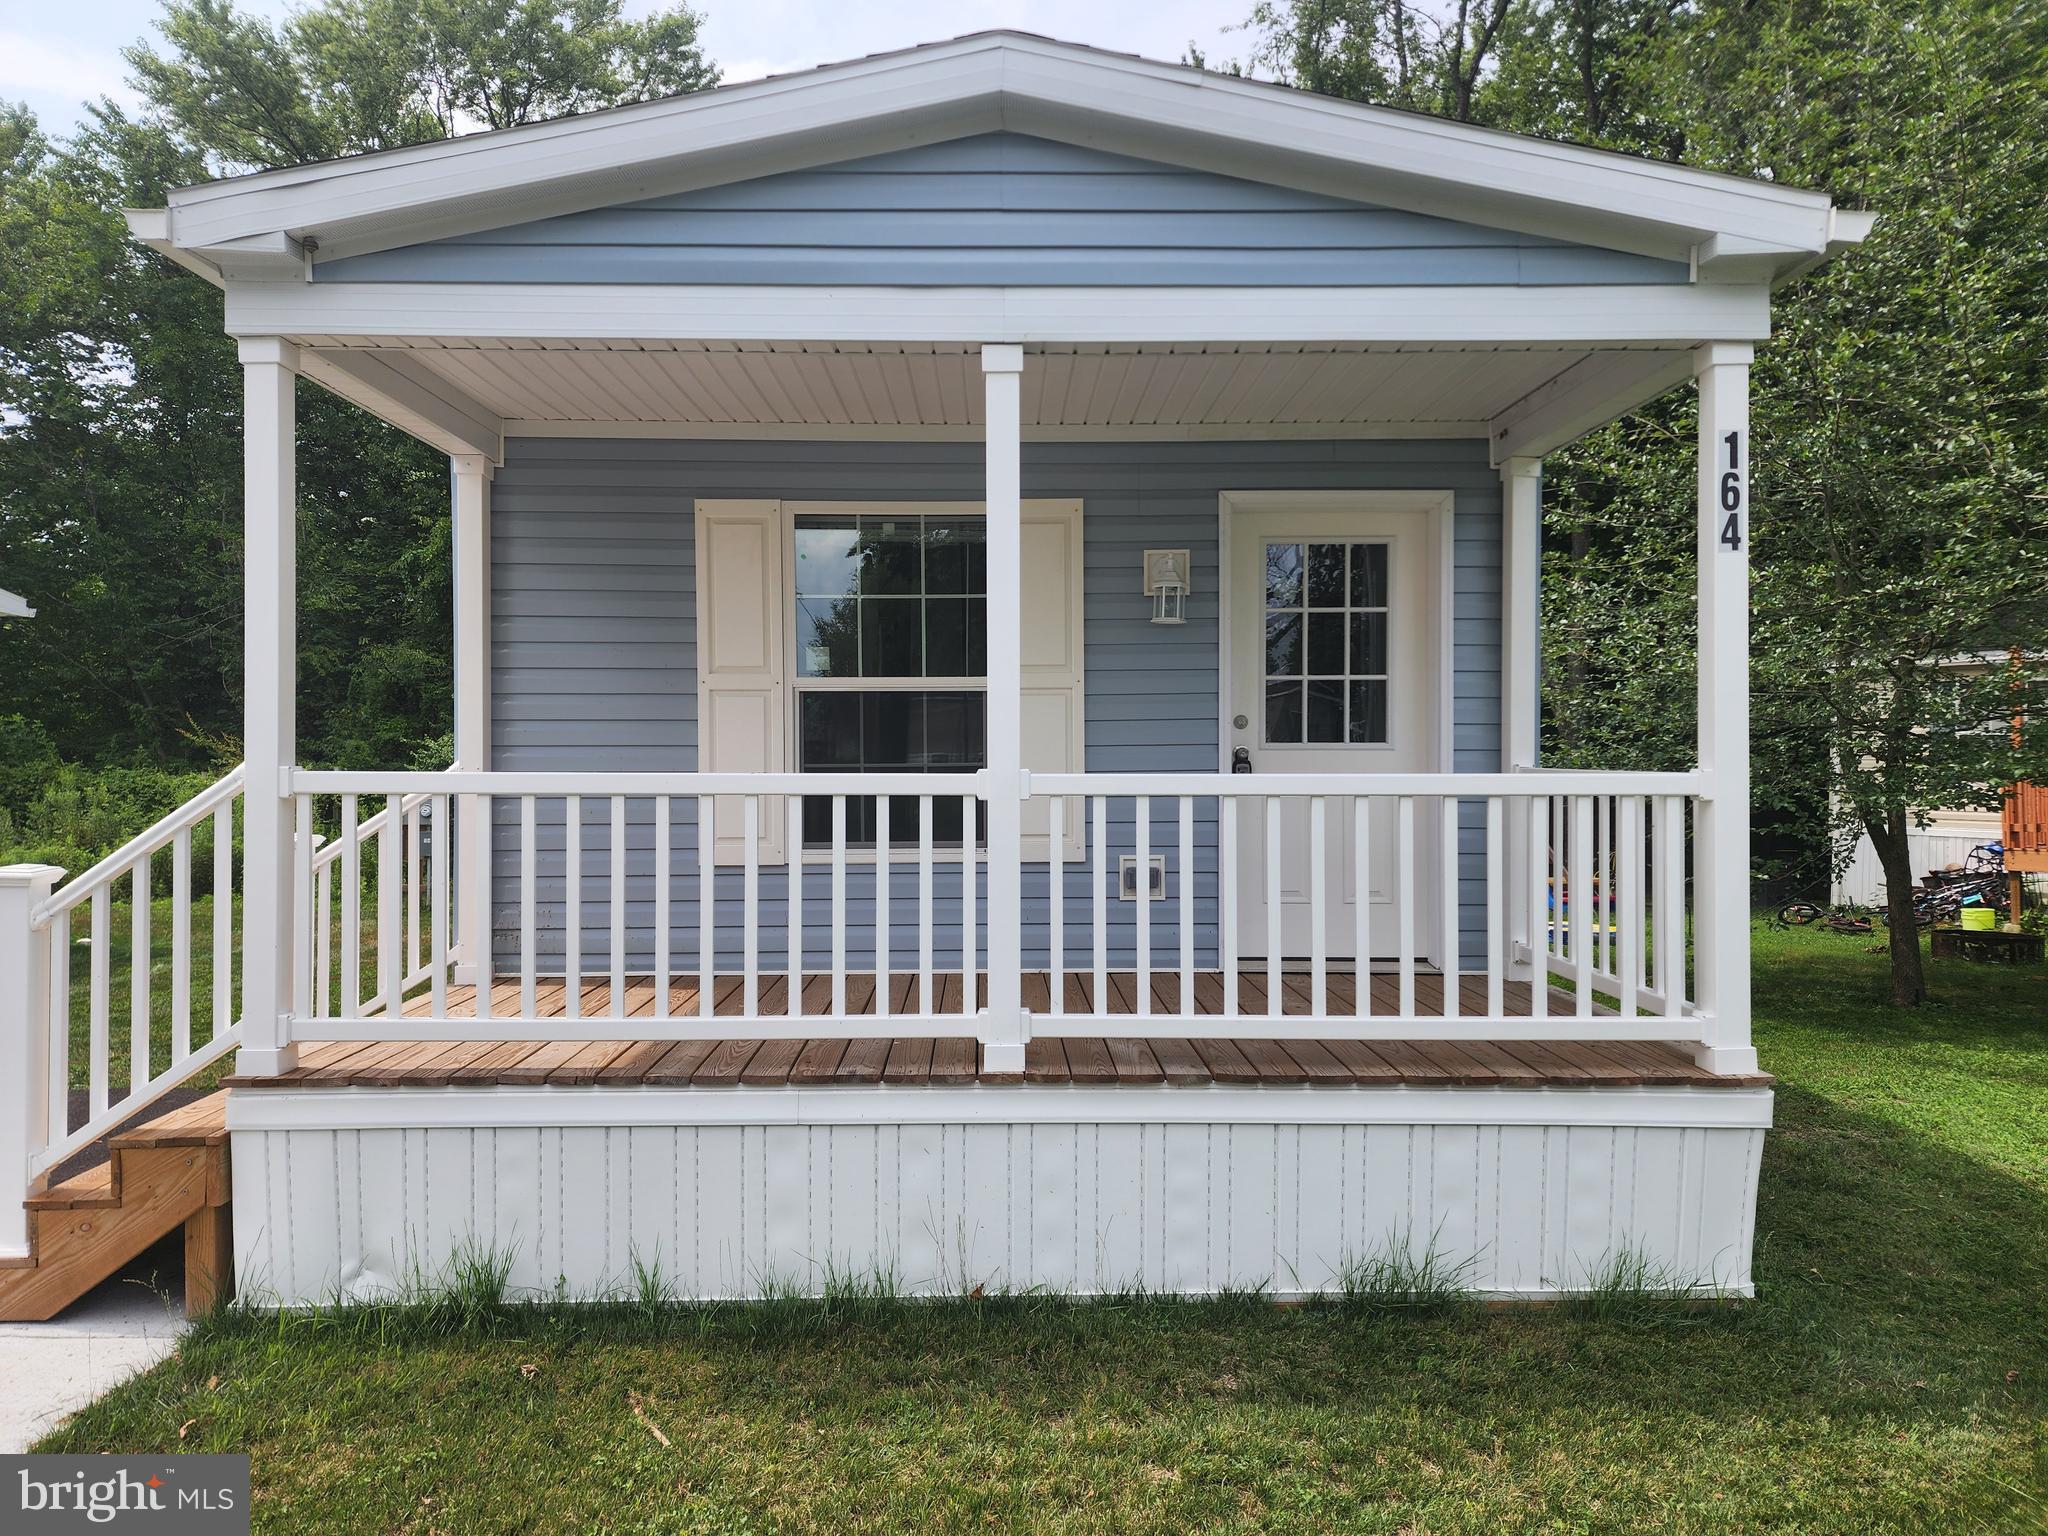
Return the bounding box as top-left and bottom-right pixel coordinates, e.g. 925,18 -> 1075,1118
0,34 -> 1872,1311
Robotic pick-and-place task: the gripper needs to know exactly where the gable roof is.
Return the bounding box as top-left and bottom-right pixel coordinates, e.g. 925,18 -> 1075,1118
130,31 -> 1870,286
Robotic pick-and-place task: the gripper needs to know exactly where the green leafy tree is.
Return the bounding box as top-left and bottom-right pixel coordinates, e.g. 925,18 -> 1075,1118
127,0 -> 717,169
0,0 -> 717,776
1233,0 -> 2048,1006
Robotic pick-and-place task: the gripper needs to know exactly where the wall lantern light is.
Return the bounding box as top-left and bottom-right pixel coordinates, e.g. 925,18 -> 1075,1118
1143,548 -> 1191,625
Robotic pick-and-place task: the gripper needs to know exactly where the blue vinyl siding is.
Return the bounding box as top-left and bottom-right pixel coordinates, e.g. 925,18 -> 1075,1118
490,437 -> 1502,975
324,133 -> 1685,289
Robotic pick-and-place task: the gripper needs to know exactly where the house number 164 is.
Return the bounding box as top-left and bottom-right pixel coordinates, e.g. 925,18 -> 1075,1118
1718,430 -> 1745,551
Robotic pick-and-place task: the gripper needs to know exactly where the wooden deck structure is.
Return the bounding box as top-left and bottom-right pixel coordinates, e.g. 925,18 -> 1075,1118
222,971 -> 1770,1090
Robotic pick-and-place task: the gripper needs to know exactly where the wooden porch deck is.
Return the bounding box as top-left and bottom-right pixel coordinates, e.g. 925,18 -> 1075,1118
224,971 -> 1771,1089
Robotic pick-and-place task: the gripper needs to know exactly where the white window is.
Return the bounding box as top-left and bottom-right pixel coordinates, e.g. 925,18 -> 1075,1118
694,498 -> 1085,864
793,509 -> 987,849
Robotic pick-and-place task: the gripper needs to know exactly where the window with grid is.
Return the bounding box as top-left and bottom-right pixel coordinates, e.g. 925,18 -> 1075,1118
1262,540 -> 1390,745
793,511 -> 987,848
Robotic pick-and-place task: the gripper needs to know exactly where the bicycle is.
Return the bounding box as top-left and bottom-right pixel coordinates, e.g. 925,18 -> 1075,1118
1775,897 -> 1877,933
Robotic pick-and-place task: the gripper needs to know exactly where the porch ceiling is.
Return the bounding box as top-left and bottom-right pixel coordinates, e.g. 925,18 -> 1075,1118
288,336 -> 1689,442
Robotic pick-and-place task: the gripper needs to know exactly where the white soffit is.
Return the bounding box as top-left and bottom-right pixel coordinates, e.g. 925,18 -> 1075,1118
142,32 -> 1856,275
285,339 -> 1673,437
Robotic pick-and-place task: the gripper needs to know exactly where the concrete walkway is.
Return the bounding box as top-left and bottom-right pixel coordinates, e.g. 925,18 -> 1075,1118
0,1273 -> 187,1451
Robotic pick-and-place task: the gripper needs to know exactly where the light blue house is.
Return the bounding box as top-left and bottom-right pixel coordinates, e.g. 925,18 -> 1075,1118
0,33 -> 1871,1312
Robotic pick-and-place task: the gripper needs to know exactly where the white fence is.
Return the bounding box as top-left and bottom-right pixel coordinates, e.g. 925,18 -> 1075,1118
0,767 -> 246,1256
282,768 -> 1705,1046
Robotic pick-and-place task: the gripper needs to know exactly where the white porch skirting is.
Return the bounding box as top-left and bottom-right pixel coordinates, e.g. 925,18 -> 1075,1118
227,1087 -> 1770,1304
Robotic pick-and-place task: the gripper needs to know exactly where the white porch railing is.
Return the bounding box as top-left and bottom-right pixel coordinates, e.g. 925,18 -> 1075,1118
0,767 -> 246,1257
281,767 -> 1706,1048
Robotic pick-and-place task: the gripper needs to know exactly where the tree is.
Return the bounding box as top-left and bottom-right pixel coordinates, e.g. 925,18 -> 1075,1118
126,0 -> 717,170
0,0 -> 718,776
1230,0 -> 2048,1006
1239,0 -> 1514,119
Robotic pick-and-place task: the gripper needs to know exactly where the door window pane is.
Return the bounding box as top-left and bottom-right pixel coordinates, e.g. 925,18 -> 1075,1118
1349,680 -> 1388,744
1306,612 -> 1346,676
1350,612 -> 1388,677
1265,612 -> 1303,676
1261,537 -> 1393,747
1264,543 -> 1303,607
1266,679 -> 1304,743
1349,543 -> 1388,607
1307,543 -> 1346,607
1306,680 -> 1346,743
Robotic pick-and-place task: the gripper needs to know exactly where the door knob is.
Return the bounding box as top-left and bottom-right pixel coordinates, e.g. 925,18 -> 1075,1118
1231,746 -> 1254,774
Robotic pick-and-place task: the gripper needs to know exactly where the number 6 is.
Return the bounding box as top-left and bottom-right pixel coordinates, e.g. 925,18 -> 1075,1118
1719,470 -> 1742,512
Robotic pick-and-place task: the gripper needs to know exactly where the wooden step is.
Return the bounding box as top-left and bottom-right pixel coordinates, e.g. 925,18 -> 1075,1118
0,1092 -> 233,1323
26,1164 -> 118,1211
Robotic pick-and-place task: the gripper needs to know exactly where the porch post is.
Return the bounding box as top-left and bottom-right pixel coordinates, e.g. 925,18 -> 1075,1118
1693,343 -> 1757,1073
239,337 -> 300,1077
451,454 -> 494,984
0,863 -> 63,1257
980,344 -> 1027,1075
1500,456 -> 1542,979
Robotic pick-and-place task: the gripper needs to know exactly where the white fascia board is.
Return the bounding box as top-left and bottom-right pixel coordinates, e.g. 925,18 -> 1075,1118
159,33 -> 1842,270
224,281 -> 1772,346
991,44 -> 1830,263
226,1082 -> 1775,1133
124,208 -> 227,288
0,589 -> 34,619
296,348 -> 504,461
1487,349 -> 1697,464
164,41 -> 1009,254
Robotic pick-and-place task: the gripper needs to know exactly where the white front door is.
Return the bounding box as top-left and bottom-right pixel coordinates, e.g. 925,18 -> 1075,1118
1227,500 -> 1446,966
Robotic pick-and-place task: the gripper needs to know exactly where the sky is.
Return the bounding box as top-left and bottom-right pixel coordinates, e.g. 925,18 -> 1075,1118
0,0 -> 1262,142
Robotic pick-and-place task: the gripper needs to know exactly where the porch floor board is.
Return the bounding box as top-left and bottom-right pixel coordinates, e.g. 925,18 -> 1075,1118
224,971 -> 1771,1089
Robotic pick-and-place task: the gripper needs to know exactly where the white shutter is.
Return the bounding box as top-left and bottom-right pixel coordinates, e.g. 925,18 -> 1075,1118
694,500 -> 786,865
1020,499 -> 1085,860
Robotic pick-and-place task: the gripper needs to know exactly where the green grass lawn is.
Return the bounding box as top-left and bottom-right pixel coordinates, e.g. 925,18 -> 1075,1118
36,922 -> 2048,1533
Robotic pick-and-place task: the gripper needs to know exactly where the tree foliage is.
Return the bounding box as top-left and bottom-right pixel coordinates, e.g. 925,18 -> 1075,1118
0,0 -> 715,778
1238,0 -> 2048,1003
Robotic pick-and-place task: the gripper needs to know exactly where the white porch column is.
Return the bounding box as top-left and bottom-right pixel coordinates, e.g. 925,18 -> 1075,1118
1500,456 -> 1542,978
980,344 -> 1027,1075
1693,343 -> 1757,1074
0,863 -> 63,1257
451,454 -> 494,983
239,337 -> 300,1077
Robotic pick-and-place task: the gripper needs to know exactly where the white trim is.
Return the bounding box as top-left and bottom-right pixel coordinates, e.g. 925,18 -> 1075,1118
502,419 -> 1495,443
153,33 -> 1845,270
1487,350 -> 1694,466
1693,342 -> 1755,1076
774,497 -> 1087,862
226,1082 -> 1773,1133
299,348 -> 503,462
1216,490 -> 1455,969
1215,490 -> 1457,779
0,589 -> 33,619
225,282 -> 1775,347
